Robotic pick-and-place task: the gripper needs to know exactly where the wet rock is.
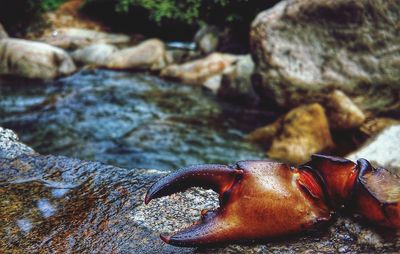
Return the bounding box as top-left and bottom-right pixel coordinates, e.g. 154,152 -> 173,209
0,39 -> 76,79
0,127 -> 399,253
218,54 -> 259,106
0,23 -> 8,39
160,53 -> 238,86
347,125 -> 400,172
249,103 -> 334,164
107,39 -> 168,71
325,90 -> 366,130
0,127 -> 35,159
194,25 -> 220,54
251,0 -> 400,113
41,27 -> 131,50
166,49 -> 201,65
71,43 -> 118,66
359,118 -> 400,140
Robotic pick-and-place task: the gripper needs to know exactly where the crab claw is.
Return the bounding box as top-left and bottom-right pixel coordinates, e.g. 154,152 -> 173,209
353,159 -> 400,228
145,161 -> 332,247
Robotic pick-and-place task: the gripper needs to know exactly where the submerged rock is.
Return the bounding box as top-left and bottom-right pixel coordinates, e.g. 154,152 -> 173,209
41,27 -> 131,50
249,103 -> 334,164
0,23 -> 8,39
71,43 -> 118,66
251,0 -> 400,113
107,39 -> 168,71
160,53 -> 237,86
0,127 -> 398,253
348,125 -> 400,172
0,39 -> 76,79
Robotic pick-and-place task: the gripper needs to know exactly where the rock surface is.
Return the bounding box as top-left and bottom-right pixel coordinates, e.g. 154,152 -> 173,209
325,90 -> 366,129
161,53 -> 237,86
0,23 -> 8,39
107,39 -> 168,71
0,39 -> 76,79
71,43 -> 118,66
251,0 -> 400,113
347,125 -> 400,172
249,103 -> 334,164
0,127 -> 399,253
41,27 -> 131,50
194,25 -> 220,54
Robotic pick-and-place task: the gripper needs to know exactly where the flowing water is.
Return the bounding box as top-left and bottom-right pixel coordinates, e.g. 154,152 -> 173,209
0,69 -> 268,170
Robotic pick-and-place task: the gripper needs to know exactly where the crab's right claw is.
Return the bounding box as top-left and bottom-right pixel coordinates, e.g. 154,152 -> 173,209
353,159 -> 400,228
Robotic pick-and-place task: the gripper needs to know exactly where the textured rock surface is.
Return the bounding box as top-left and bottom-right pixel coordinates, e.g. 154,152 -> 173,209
107,39 -> 168,71
0,127 -> 399,253
0,39 -> 76,79
161,53 -> 237,86
325,90 -> 366,129
347,125 -> 400,172
0,23 -> 8,39
71,43 -> 118,66
251,0 -> 400,113
194,25 -> 220,54
249,103 -> 334,164
41,27 -> 131,50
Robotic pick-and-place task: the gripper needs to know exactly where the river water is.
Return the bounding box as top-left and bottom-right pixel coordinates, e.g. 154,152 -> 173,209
0,69 -> 269,170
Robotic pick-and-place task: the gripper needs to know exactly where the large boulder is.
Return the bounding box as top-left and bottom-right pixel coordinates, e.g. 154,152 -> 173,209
251,0 -> 400,113
41,27 -> 131,50
0,23 -> 8,39
107,39 -> 168,71
0,39 -> 76,79
71,43 -> 118,66
0,127 -> 398,253
160,53 -> 237,85
347,125 -> 400,172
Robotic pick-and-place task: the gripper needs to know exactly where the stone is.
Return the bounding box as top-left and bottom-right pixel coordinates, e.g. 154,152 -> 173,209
359,117 -> 400,140
251,0 -> 400,113
0,23 -> 8,39
71,43 -> 118,66
0,39 -> 76,79
0,127 -> 35,159
107,39 -> 168,71
160,53 -> 238,86
347,125 -> 400,172
325,90 -> 366,129
194,25 -> 220,54
0,127 -> 398,253
218,54 -> 259,106
203,74 -> 222,94
41,27 -> 131,50
250,103 -> 335,164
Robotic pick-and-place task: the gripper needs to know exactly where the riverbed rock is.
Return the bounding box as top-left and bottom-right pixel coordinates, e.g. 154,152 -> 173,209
0,39 -> 76,79
249,103 -> 335,164
41,27 -> 131,50
0,127 -> 35,159
107,39 -> 168,71
160,53 -> 238,86
71,43 -> 118,66
359,118 -> 400,140
347,125 -> 400,172
325,90 -> 366,130
218,54 -> 259,106
194,25 -> 220,54
0,23 -> 8,39
0,127 -> 398,253
250,0 -> 400,113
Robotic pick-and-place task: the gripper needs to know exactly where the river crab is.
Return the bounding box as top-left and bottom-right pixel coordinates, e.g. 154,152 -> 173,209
145,154 -> 400,247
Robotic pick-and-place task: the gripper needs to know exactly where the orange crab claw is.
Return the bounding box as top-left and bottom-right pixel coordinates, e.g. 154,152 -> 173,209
353,159 -> 400,228
145,161 -> 332,247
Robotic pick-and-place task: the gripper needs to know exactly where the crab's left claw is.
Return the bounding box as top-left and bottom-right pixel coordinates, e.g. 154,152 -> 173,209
145,161 -> 332,247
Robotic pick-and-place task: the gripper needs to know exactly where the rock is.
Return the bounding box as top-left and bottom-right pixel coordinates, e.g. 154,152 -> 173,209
0,39 -> 76,79
203,75 -> 222,94
359,117 -> 400,140
41,27 -> 131,50
160,53 -> 238,85
0,23 -> 8,39
251,0 -> 400,113
325,90 -> 366,129
194,25 -> 220,54
71,44 -> 118,66
249,103 -> 334,164
0,127 -> 35,159
347,125 -> 400,172
0,127 -> 398,253
165,49 -> 201,65
218,55 -> 259,106
107,39 -> 168,71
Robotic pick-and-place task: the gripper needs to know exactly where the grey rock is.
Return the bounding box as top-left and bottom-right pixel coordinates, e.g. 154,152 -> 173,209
0,23 -> 8,39
251,0 -> 400,113
0,39 -> 76,79
0,127 -> 398,253
71,43 -> 118,66
347,125 -> 400,173
0,127 -> 35,159
194,25 -> 220,54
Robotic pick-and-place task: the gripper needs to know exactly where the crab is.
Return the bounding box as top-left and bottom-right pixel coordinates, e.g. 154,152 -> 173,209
145,154 -> 400,247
